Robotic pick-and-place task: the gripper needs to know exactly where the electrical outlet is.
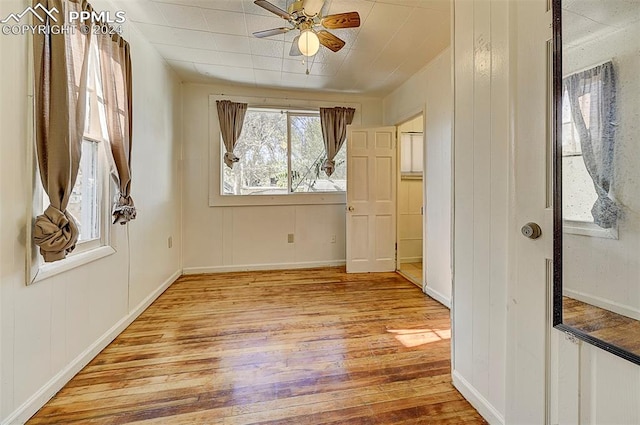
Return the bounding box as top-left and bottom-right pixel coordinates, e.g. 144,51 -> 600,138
330,235 -> 336,243
168,236 -> 173,249
288,233 -> 294,243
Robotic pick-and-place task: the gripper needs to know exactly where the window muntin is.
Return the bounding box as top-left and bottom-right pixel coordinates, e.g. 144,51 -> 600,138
222,108 -> 346,195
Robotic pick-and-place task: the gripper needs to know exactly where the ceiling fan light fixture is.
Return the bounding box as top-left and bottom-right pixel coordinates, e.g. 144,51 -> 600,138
298,29 -> 320,56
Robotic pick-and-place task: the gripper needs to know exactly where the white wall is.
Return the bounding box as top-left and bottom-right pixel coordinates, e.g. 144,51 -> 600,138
383,48 -> 453,307
563,23 -> 640,319
452,1 -> 508,421
181,83 -> 383,273
0,0 -> 183,422
453,1 -> 640,425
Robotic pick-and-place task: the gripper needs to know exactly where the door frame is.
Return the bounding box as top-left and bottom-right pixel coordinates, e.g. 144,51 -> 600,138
394,112 -> 426,289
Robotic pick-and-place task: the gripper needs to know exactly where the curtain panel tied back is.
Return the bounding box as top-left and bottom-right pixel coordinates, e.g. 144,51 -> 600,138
320,107 -> 356,177
97,29 -> 136,224
33,0 -> 135,263
33,0 -> 92,262
216,100 -> 248,168
564,61 -> 620,229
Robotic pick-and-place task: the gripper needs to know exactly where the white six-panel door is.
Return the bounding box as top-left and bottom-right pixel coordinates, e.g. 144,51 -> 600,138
346,126 -> 397,273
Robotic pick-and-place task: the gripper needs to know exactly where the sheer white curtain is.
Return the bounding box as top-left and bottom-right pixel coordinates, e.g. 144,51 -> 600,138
564,61 -> 620,228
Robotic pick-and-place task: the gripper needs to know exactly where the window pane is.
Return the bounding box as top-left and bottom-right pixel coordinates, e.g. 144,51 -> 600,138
223,110 -> 288,195
290,114 -> 346,193
67,140 -> 100,242
561,89 -> 596,223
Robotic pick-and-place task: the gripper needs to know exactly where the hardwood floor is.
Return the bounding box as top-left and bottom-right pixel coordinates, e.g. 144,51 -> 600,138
28,268 -> 486,424
563,296 -> 640,355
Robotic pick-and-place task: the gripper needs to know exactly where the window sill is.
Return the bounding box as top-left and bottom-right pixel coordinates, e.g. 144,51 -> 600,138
209,192 -> 346,207
563,219 -> 618,239
31,245 -> 116,285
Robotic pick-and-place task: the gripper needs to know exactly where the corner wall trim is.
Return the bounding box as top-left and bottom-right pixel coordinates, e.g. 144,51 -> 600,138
2,269 -> 182,425
183,260 -> 346,275
452,370 -> 505,425
424,285 -> 451,309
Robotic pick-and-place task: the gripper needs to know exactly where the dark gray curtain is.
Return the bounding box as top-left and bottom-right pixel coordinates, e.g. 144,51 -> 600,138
319,107 -> 355,177
216,100 -> 248,168
564,61 -> 619,228
33,0 -> 92,262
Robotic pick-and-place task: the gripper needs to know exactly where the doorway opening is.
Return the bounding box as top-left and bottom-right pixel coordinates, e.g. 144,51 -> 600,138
396,114 -> 424,287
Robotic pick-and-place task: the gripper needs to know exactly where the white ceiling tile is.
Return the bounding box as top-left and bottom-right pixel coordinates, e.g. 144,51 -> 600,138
216,51 -> 254,67
243,0 -> 289,17
326,0 -> 374,19
309,60 -> 341,76
113,1 -> 167,25
153,0 -> 244,13
195,63 -> 256,84
245,14 -> 290,39
252,55 -> 283,71
249,37 -> 286,57
254,70 -> 283,86
155,2 -> 209,31
120,0 -> 452,95
283,58 -> 311,74
280,71 -> 310,89
563,0 -> 640,28
136,24 -> 218,50
202,9 -> 248,36
312,45 -> 349,64
165,59 -> 208,82
154,44 -> 222,64
210,34 -> 252,54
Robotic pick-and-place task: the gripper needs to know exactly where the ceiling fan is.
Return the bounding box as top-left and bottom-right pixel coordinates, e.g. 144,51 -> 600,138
252,0 -> 361,57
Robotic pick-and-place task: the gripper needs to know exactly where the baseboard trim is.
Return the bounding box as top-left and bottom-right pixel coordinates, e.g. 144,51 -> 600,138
399,256 -> 422,263
564,288 -> 640,321
183,260 -> 346,274
452,370 -> 504,425
424,285 -> 451,309
2,269 -> 182,425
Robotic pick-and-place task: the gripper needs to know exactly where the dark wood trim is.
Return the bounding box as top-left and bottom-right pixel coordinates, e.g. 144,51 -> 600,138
552,0 -> 563,328
555,324 -> 640,366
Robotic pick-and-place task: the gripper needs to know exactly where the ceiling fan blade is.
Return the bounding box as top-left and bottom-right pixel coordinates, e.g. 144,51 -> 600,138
316,30 -> 346,52
253,27 -> 291,38
290,35 -> 303,56
302,0 -> 325,17
254,0 -> 291,20
321,12 -> 361,29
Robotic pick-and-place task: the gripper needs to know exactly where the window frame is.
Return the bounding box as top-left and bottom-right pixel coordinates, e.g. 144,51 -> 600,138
209,95 -> 360,207
26,34 -> 116,286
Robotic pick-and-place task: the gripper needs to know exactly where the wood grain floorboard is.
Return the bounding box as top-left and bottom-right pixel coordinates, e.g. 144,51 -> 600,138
563,296 -> 640,355
28,267 -> 486,424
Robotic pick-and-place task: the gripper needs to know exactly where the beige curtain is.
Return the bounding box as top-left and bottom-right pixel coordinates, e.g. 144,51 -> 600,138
33,0 -> 92,262
320,107 -> 355,177
97,29 -> 136,224
216,100 -> 248,168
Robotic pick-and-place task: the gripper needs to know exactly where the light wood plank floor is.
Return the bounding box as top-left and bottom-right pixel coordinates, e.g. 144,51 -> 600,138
29,267 -> 486,424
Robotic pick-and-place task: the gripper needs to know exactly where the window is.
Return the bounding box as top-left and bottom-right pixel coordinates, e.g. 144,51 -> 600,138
222,108 -> 346,195
561,88 -> 598,223
31,36 -> 113,282
400,133 -> 423,179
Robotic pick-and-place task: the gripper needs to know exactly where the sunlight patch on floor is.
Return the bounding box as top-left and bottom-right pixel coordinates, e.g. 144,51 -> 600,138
387,328 -> 451,348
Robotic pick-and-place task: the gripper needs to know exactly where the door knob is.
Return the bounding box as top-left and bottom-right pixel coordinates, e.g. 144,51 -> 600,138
521,222 -> 542,239
347,206 -> 354,212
